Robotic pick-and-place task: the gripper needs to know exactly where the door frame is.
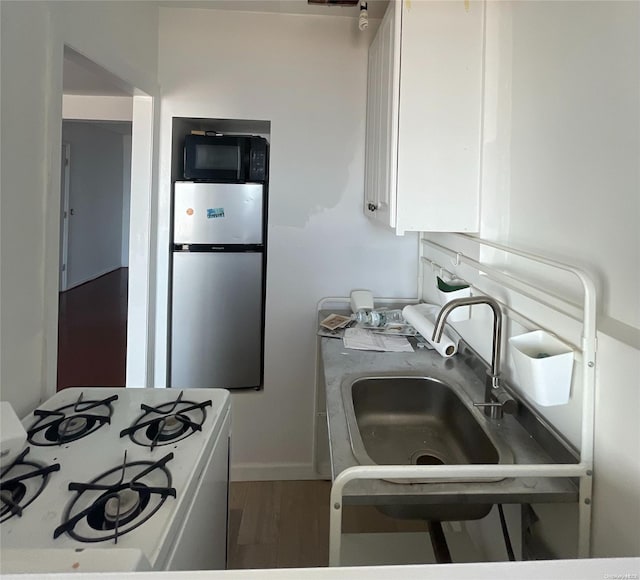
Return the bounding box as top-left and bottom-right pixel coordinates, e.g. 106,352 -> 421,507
44,45 -> 159,401
59,142 -> 71,291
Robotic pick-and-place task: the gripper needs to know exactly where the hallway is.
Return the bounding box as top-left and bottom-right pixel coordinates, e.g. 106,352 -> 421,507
57,268 -> 128,390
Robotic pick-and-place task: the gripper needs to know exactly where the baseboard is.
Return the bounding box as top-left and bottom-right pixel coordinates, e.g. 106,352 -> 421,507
230,462 -> 323,482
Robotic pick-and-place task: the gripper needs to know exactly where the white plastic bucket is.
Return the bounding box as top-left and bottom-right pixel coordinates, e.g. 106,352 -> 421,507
509,330 -> 574,406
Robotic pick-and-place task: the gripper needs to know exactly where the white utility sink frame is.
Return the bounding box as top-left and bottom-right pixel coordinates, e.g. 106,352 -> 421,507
323,233 -> 596,566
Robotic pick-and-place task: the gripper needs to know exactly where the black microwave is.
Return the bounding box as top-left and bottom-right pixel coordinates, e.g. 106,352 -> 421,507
183,134 -> 268,183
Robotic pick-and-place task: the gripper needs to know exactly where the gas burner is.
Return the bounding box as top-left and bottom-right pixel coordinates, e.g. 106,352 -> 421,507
120,392 -> 212,449
0,448 -> 60,522
27,393 -> 118,446
54,451 -> 176,544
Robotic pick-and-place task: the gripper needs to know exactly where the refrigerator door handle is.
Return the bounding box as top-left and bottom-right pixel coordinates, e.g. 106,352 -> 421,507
173,243 -> 264,253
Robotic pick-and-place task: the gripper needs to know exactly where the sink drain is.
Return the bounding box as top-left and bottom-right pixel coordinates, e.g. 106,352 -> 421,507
410,450 -> 445,466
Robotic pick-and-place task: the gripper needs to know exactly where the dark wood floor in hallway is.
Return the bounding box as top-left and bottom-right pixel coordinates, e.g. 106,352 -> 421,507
57,268 -> 128,390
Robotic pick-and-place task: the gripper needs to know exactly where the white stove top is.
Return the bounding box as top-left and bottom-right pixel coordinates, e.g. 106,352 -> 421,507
0,387 -> 230,569
0,548 -> 151,574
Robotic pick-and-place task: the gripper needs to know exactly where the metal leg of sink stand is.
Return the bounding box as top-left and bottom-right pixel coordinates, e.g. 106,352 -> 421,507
578,470 -> 594,558
427,521 -> 452,563
329,495 -> 343,567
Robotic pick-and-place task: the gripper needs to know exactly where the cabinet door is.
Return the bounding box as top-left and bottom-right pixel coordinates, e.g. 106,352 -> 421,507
364,0 -> 399,228
395,0 -> 484,233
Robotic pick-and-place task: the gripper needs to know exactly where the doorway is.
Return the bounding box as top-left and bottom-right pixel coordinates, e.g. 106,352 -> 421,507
57,49 -> 134,390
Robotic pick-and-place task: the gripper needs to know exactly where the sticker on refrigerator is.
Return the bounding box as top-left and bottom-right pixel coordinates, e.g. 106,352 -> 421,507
207,208 -> 225,219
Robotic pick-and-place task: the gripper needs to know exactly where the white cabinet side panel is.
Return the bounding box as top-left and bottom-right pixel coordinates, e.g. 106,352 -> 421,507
364,1 -> 397,228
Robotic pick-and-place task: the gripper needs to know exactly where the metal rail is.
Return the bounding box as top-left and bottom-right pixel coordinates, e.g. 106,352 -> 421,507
327,234 -> 597,565
329,463 -> 590,566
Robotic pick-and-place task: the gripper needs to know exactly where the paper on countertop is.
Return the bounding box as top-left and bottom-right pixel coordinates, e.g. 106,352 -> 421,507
343,328 -> 414,352
319,313 -> 352,331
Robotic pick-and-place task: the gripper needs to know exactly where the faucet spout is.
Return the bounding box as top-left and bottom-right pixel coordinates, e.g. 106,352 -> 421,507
432,295 -> 516,419
432,295 -> 502,378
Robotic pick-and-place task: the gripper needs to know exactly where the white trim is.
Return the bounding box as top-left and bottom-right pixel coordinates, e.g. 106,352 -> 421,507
62,94 -> 133,122
43,37 -> 65,403
121,134 -> 132,268
125,94 -> 155,389
230,463 -> 320,482
59,143 -> 71,291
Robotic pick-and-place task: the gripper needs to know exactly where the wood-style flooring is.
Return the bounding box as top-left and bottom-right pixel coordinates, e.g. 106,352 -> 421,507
57,268 -> 128,390
227,480 -> 426,569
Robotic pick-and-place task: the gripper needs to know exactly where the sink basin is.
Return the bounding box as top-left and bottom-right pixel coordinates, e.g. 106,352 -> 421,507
341,375 -> 513,521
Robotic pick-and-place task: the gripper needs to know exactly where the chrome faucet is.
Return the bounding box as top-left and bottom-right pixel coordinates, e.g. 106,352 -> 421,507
432,296 -> 517,419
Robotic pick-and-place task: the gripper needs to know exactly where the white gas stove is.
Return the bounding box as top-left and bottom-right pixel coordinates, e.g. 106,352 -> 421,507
0,387 -> 231,574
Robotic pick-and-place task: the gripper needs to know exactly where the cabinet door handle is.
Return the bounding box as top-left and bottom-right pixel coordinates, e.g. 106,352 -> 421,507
367,203 -> 377,212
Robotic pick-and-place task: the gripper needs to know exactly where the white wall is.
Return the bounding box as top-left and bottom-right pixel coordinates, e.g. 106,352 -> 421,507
590,333 -> 640,557
425,1 -> 639,558
158,8 -> 418,478
61,121 -> 127,288
481,0 -> 639,339
0,1 -> 159,416
486,1 -> 639,557
0,2 -> 49,417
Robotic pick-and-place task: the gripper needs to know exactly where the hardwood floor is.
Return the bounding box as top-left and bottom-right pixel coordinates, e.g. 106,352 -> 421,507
227,480 -> 426,569
57,268 -> 128,390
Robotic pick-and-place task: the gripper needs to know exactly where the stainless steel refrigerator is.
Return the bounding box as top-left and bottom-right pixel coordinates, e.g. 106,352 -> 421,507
170,181 -> 265,389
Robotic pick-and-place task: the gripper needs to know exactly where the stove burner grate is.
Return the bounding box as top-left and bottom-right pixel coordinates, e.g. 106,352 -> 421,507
54,450 -> 176,543
120,391 -> 212,449
0,448 -> 61,522
27,392 -> 118,446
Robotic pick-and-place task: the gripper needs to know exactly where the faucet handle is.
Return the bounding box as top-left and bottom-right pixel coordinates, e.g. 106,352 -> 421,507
474,398 -> 517,415
473,401 -> 507,420
473,402 -> 503,409
492,389 -> 518,414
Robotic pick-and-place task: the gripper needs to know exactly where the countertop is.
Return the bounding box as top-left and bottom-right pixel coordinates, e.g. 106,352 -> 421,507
1,558 -> 639,580
320,333 -> 579,505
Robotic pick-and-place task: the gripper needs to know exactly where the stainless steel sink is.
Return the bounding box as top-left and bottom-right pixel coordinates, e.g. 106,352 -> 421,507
341,375 -> 514,520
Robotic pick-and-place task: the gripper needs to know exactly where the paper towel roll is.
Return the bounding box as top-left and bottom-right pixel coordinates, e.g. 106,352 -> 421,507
402,304 -> 459,358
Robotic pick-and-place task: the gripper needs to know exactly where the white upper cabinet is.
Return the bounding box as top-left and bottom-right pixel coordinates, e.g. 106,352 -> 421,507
364,0 -> 485,235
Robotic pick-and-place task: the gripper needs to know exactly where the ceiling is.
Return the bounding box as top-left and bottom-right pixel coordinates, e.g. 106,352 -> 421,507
63,47 -> 133,97
158,0 -> 389,19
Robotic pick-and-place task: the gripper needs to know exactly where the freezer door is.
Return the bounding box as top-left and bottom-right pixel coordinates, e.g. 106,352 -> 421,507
171,252 -> 263,389
174,182 -> 263,245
